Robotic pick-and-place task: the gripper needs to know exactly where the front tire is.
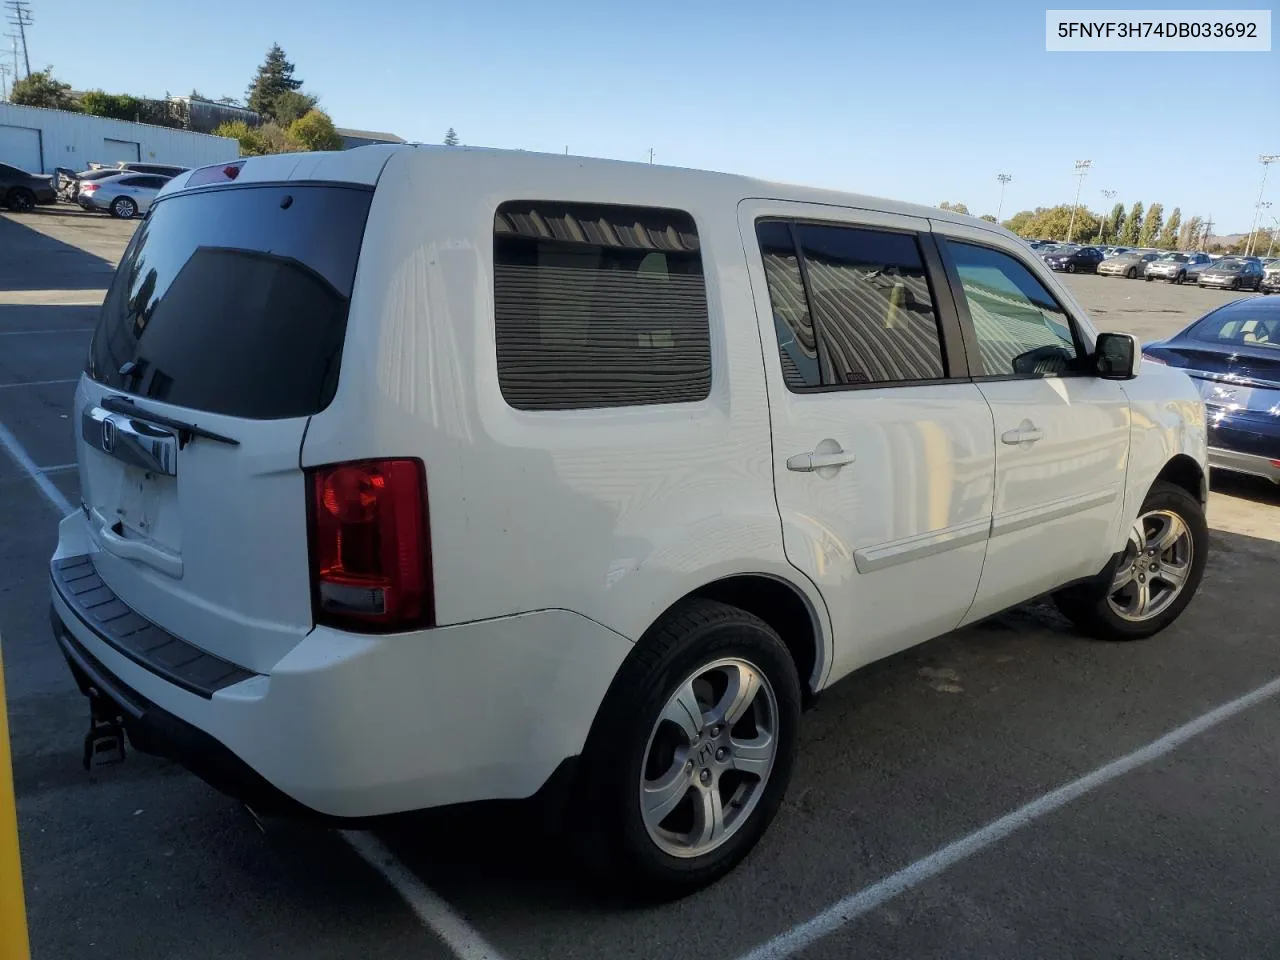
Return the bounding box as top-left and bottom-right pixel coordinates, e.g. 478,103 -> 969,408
1126,267 -> 1137,279
1053,481 -> 1207,641
1066,263 -> 1077,274
1174,272 -> 1185,285
575,599 -> 801,899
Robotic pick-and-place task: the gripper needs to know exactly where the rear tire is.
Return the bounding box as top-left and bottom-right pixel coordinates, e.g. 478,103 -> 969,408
4,188 -> 35,213
1053,481 -> 1207,641
109,196 -> 137,219
574,599 -> 801,899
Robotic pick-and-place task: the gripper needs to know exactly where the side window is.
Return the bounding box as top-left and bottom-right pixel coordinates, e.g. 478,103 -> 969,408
944,240 -> 1081,378
119,176 -> 143,187
794,223 -> 947,385
756,221 -> 821,389
493,201 -> 711,410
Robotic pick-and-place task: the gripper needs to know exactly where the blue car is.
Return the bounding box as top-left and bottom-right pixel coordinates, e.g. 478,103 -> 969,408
1143,296 -> 1280,484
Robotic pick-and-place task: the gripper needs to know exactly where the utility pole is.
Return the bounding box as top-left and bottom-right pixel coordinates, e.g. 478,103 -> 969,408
996,173 -> 1011,222
1244,155 -> 1278,256
1203,214 -> 1214,251
648,147 -> 654,165
3,0 -> 31,78
1253,201 -> 1273,255
0,62 -> 10,100
1065,159 -> 1092,243
1266,216 -> 1278,259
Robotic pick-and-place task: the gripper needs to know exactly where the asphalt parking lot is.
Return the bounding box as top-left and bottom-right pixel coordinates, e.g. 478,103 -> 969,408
3,207 -> 1279,960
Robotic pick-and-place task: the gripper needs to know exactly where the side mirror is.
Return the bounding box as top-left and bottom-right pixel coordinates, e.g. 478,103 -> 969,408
1094,332 -> 1140,380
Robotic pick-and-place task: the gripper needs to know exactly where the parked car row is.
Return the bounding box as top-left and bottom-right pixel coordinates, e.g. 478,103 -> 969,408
1026,239 -> 1276,292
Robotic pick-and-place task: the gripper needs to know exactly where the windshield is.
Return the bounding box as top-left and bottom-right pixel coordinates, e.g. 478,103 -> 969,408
1213,259 -> 1244,270
88,184 -> 372,419
1158,254 -> 1188,262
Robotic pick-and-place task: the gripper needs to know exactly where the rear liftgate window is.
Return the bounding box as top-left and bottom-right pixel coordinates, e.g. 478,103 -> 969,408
493,201 -> 712,410
88,184 -> 373,419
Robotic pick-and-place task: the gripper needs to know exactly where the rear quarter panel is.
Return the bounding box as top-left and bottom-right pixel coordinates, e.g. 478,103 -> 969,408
300,149 -> 826,656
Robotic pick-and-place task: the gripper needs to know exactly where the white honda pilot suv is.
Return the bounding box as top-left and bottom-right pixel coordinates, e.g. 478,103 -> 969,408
51,146 -> 1209,897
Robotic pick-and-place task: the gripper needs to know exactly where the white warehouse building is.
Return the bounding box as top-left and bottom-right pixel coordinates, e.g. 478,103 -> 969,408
0,102 -> 238,174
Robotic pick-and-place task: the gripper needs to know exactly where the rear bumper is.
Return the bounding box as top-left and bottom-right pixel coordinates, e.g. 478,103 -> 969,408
1207,447 -> 1280,483
51,512 -> 633,818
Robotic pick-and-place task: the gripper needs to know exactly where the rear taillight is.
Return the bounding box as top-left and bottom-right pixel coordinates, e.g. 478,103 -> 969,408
80,183 -> 98,193
306,459 -> 433,632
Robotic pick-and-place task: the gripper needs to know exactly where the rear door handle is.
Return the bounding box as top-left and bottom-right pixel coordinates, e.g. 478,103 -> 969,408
787,450 -> 855,473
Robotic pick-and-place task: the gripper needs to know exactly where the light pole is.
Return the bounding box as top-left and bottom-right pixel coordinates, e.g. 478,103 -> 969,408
1099,189 -> 1117,242
996,173 -> 1011,222
1244,154 -> 1278,256
1267,215 -> 1279,259
1065,159 -> 1092,243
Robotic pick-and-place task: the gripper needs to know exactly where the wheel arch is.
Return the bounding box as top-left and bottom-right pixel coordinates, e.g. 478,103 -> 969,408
1154,453 -> 1207,505
683,574 -> 827,702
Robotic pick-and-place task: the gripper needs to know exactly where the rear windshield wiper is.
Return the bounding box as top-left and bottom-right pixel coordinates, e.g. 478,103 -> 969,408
101,395 -> 240,448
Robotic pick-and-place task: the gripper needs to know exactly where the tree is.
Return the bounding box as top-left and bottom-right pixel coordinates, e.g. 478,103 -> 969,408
273,89 -> 318,126
1003,205 -> 1100,242
1120,202 -> 1144,245
289,109 -> 342,151
1156,207 -> 1181,249
80,90 -> 143,121
1138,203 -> 1164,248
213,120 -> 267,156
938,201 -> 970,215
1179,215 -> 1203,251
1097,202 -> 1123,242
979,214 -> 998,223
246,43 -> 304,120
443,127 -> 460,146
10,68 -> 78,111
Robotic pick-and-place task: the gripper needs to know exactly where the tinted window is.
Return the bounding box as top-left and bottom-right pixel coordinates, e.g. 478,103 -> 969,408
118,176 -> 145,186
493,201 -> 711,410
945,241 -> 1081,377
795,223 -> 946,384
756,221 -> 821,389
89,184 -> 372,419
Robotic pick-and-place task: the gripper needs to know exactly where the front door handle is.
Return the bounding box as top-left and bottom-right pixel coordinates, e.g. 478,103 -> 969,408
1001,420 -> 1044,446
787,450 -> 855,473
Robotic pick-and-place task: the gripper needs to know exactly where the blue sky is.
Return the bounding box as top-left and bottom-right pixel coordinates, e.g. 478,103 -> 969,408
22,0 -> 1280,232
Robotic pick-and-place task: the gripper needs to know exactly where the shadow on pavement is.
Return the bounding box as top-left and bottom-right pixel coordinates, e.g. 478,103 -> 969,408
1210,469 -> 1280,510
0,213 -> 118,291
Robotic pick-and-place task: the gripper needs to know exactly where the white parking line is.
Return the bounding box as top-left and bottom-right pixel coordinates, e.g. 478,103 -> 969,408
735,675 -> 1280,960
0,328 -> 95,337
0,420 -> 74,515
342,832 -> 510,960
0,409 -> 501,960
0,379 -> 79,390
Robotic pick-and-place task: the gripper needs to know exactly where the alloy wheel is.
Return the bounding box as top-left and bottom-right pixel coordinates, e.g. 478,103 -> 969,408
639,657 -> 778,859
10,190 -> 34,213
114,198 -> 136,218
1107,510 -> 1194,622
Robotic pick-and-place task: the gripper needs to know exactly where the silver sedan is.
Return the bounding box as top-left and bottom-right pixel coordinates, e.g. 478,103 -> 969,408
77,172 -> 170,218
